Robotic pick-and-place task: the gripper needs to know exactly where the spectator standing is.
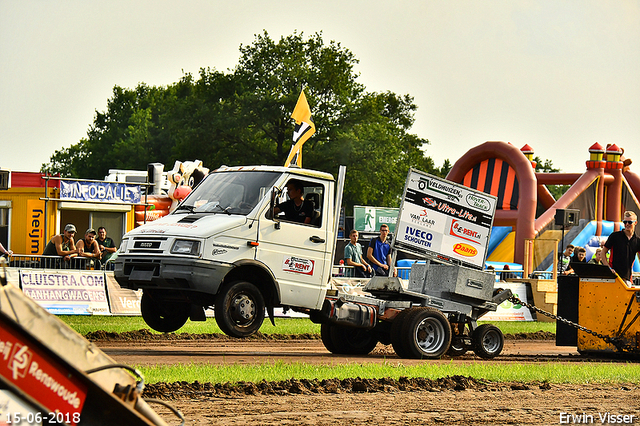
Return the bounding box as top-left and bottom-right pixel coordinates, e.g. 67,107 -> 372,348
572,246 -> 587,264
77,228 -> 102,269
602,211 -> 640,282
96,227 -> 118,264
588,248 -> 604,265
42,224 -> 77,266
558,244 -> 575,275
344,229 -> 372,278
499,265 -> 517,281
367,224 -> 395,277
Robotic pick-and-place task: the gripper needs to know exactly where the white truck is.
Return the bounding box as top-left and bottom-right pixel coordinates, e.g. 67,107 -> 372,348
115,165 -> 511,359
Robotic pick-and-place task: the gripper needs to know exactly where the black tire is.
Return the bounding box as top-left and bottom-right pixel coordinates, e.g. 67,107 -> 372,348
320,323 -> 340,353
472,324 -> 504,359
140,291 -> 189,333
401,307 -> 452,359
390,309 -> 412,358
328,326 -> 379,355
214,281 -> 265,338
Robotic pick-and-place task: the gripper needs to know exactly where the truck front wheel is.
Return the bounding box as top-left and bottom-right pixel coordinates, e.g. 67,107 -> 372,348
140,291 -> 190,333
215,281 -> 265,338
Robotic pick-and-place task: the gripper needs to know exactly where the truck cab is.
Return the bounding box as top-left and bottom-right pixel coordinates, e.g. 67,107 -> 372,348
114,165 -> 338,337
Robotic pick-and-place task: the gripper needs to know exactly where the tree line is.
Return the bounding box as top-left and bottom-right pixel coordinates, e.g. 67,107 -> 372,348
41,31 -> 459,210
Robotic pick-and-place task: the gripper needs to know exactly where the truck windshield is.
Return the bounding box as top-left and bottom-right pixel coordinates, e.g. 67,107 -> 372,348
175,171 -> 280,216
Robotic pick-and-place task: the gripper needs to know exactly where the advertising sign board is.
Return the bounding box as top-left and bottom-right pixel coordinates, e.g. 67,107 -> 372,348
25,199 -> 45,255
20,270 -> 110,315
60,180 -> 141,204
482,282 -> 534,321
392,169 -> 497,269
0,318 -> 87,424
353,206 -> 399,233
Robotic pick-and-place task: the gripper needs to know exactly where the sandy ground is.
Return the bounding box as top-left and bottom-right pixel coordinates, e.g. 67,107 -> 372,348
94,336 -> 640,425
148,383 -> 640,426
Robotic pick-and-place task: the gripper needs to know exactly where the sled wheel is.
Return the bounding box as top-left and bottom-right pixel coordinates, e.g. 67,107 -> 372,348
401,307 -> 452,359
472,324 -> 504,359
140,291 -> 189,333
215,281 -> 265,338
390,309 -> 412,358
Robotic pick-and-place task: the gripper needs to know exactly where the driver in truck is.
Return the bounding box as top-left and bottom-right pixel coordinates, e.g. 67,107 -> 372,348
273,179 -> 314,224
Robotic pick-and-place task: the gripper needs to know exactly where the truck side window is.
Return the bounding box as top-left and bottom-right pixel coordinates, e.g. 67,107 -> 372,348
273,181 -> 324,227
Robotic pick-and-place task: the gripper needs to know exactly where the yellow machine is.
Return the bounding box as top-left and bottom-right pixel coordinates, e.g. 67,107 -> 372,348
557,263 -> 640,356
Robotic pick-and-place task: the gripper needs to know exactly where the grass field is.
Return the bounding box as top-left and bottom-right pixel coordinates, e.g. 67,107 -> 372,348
62,316 -> 639,385
60,315 -> 556,336
139,360 -> 640,385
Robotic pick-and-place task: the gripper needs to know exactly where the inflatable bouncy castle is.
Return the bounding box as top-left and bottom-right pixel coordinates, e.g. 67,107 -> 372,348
447,141 -> 640,276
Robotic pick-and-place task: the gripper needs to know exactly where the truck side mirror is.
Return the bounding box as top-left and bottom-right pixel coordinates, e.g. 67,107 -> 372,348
267,187 -> 281,227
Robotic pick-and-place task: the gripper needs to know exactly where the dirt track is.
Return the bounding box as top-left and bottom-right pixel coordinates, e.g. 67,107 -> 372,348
93,334 -> 640,425
97,338 -> 582,366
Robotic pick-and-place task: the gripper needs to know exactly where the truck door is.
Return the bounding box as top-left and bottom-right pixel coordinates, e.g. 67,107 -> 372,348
256,178 -> 330,310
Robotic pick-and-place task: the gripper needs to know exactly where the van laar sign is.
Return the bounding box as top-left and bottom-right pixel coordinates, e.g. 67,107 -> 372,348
60,180 -> 141,204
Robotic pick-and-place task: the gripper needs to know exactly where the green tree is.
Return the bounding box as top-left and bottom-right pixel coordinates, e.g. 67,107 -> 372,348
534,156 -> 569,200
42,31 -> 445,210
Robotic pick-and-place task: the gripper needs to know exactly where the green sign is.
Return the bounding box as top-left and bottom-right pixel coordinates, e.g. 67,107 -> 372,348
353,205 -> 399,233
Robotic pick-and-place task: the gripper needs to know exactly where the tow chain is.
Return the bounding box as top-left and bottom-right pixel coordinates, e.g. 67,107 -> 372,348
507,294 -> 639,354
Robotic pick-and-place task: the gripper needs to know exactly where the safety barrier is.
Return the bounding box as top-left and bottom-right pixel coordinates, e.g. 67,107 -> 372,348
8,254 -> 99,270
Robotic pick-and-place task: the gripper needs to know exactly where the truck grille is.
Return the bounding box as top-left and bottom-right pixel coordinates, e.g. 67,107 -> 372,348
128,236 -> 168,254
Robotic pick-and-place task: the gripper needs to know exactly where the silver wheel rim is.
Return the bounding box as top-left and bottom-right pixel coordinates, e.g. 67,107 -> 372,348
415,317 -> 447,354
230,293 -> 256,326
482,330 -> 501,353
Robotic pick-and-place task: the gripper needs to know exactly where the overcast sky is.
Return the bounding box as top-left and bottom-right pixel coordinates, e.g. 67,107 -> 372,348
1,0 -> 639,175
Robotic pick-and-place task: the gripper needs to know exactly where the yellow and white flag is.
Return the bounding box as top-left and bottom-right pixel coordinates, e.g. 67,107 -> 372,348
284,89 -> 315,167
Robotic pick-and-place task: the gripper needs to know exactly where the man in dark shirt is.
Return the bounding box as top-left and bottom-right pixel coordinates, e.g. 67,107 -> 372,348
603,211 -> 640,282
274,179 -> 313,224
96,227 -> 118,264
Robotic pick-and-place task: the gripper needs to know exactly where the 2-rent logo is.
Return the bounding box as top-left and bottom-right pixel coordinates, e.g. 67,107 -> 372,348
453,243 -> 478,257
9,343 -> 32,380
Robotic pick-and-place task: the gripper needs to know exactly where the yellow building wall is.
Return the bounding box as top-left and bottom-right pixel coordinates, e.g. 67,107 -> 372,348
0,186 -> 59,255
2,182 -> 142,255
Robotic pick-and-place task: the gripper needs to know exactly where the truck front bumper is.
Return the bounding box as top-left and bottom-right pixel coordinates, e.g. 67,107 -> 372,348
114,256 -> 233,295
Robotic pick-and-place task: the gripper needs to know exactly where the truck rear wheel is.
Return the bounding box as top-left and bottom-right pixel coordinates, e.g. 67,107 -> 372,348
140,291 -> 189,333
214,281 -> 265,338
390,309 -> 412,358
401,307 -> 452,359
472,324 -> 504,359
320,324 -> 339,353
328,325 -> 378,355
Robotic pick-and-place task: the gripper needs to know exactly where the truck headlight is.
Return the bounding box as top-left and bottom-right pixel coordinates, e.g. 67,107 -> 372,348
170,240 -> 201,256
120,238 -> 129,253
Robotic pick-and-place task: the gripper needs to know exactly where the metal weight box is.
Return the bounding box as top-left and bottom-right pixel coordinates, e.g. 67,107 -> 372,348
408,263 -> 495,302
